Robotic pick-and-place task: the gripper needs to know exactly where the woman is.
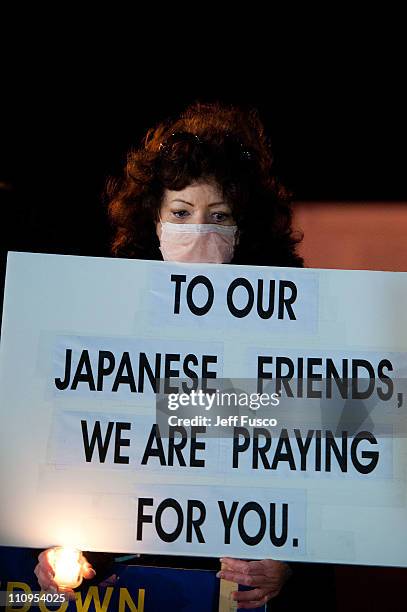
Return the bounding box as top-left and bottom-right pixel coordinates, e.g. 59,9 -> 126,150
34,101 -> 336,610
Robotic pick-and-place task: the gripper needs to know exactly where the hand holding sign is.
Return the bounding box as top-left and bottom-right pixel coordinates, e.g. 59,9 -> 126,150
217,557 -> 292,609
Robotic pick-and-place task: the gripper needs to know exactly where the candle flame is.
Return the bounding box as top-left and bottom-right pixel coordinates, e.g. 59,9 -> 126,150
51,546 -> 83,589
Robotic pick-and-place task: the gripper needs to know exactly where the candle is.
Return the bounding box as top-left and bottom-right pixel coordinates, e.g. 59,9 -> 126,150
50,546 -> 84,589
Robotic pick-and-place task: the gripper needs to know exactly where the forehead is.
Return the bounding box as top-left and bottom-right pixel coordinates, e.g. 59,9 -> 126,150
163,181 -> 225,204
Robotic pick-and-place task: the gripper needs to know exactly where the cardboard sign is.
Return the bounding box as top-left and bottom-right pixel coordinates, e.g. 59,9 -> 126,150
1,252 -> 407,567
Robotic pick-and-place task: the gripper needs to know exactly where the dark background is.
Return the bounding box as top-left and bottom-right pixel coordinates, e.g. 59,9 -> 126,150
1,40 -> 406,264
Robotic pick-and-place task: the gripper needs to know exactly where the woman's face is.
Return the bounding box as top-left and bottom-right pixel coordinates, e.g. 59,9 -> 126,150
155,181 -> 236,241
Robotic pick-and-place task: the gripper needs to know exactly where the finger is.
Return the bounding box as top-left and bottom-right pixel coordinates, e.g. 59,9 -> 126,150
98,574 -> 118,587
217,570 -> 268,587
34,572 -> 46,591
35,562 -> 54,581
43,587 -> 58,598
234,597 -> 270,609
231,588 -> 269,603
38,550 -> 55,575
80,554 -> 96,578
36,567 -> 59,591
219,557 -> 251,573
34,570 -> 49,591
42,584 -> 68,599
231,590 -> 273,609
246,559 -> 275,573
82,562 -> 97,579
80,553 -> 89,565
220,557 -> 268,574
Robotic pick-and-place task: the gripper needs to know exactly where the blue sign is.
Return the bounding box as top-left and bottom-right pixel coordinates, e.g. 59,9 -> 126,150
0,546 -> 265,611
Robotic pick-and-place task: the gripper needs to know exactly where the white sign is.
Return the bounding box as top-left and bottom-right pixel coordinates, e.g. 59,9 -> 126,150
1,252 -> 407,567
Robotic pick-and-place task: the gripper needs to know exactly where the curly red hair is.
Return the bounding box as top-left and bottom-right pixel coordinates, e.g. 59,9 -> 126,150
105,101 -> 304,267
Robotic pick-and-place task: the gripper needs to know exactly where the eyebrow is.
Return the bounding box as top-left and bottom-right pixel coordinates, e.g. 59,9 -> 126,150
170,198 -> 229,207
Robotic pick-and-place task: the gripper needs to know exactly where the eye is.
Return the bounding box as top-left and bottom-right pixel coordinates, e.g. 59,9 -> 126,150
172,210 -> 189,219
212,212 -> 231,222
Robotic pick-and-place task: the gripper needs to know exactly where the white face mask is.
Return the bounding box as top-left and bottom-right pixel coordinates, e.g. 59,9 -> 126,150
158,217 -> 239,263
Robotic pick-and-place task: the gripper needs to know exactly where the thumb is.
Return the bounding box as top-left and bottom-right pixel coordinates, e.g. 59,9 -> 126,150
82,562 -> 97,580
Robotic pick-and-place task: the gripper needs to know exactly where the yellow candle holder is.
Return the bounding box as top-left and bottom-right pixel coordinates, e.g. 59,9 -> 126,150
49,546 -> 84,589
